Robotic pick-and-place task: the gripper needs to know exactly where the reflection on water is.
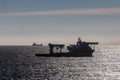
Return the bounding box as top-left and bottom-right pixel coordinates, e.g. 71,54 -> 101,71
0,45 -> 120,80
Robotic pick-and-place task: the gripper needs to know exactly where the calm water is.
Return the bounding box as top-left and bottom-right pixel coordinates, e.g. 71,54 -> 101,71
0,45 -> 120,80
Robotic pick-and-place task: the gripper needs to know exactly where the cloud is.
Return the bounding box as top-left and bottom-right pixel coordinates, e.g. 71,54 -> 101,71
0,8 -> 120,16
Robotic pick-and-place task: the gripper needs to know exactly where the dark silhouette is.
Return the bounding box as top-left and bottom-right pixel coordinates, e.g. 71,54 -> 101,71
35,38 -> 98,57
32,42 -> 43,46
48,43 -> 65,54
76,37 -> 82,46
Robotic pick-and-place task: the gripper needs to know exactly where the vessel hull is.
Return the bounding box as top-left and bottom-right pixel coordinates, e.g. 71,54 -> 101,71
35,50 -> 94,57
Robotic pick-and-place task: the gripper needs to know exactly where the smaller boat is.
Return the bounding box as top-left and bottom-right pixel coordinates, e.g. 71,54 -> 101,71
35,38 -> 98,57
32,42 -> 43,46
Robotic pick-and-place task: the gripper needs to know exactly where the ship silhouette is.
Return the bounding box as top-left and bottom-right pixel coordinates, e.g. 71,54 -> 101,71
32,42 -> 43,46
35,38 -> 98,57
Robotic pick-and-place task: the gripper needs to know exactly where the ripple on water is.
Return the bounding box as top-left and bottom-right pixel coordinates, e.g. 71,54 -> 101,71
0,45 -> 120,80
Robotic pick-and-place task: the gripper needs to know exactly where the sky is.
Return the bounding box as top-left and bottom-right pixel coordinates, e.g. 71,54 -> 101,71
0,0 -> 120,45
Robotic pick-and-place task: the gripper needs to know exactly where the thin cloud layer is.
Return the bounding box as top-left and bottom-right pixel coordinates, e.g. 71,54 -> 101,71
0,8 -> 120,16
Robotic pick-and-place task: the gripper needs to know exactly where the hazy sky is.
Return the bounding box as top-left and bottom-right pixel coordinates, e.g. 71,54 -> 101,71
0,0 -> 120,45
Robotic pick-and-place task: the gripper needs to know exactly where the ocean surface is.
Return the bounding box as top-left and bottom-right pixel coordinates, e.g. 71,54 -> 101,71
0,45 -> 120,80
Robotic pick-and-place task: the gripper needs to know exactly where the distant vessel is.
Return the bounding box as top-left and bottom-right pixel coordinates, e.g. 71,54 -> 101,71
32,43 -> 43,46
35,38 -> 98,57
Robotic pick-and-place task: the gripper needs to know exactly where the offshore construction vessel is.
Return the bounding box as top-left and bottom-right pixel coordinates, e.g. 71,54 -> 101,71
35,38 -> 98,57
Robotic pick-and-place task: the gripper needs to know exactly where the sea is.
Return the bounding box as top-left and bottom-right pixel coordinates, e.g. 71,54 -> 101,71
0,45 -> 120,80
